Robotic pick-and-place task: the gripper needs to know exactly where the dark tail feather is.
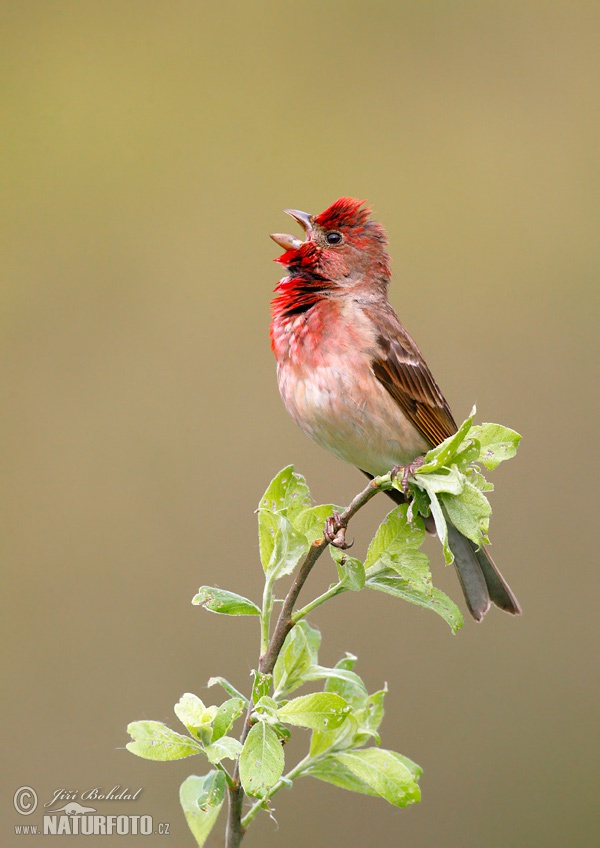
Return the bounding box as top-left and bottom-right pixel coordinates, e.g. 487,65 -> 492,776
446,523 -> 490,621
362,471 -> 522,621
468,539 -> 522,616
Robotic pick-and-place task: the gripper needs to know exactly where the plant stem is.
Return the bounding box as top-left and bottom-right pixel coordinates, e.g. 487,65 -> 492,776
225,473 -> 388,848
260,576 -> 275,656
216,761 -> 235,790
240,754 -> 312,829
292,582 -> 347,622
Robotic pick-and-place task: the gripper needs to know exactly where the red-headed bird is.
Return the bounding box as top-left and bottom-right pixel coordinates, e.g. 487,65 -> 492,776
270,197 -> 521,621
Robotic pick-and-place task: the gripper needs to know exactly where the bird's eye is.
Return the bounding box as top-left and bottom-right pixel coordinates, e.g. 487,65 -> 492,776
325,231 -> 343,245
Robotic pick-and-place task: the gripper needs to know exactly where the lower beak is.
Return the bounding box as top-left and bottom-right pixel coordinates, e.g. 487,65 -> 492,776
269,207 -> 314,251
270,232 -> 304,250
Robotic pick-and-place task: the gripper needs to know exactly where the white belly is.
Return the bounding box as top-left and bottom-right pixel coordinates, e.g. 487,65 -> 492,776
277,361 -> 429,476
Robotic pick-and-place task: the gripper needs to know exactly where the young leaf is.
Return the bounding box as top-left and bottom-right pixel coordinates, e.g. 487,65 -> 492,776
415,482 -> 452,563
192,586 -> 260,616
466,465 -> 494,492
277,692 -> 351,731
440,482 -> 491,547
414,466 -> 466,496
239,721 -> 285,798
302,664 -> 368,696
308,748 -> 421,807
416,408 -> 475,473
211,698 -> 245,742
309,714 -> 360,758
174,693 -> 217,744
179,772 -> 224,848
471,423 -> 521,470
353,687 -> 387,745
319,654 -> 368,709
258,465 -> 311,519
252,672 -> 273,704
330,548 -> 365,591
273,621 -> 321,698
204,736 -> 243,765
207,677 -> 249,705
365,569 -> 463,633
257,466 -> 317,578
126,721 -> 202,761
174,692 -> 206,729
258,511 -> 309,579
253,695 -> 279,721
364,505 -> 426,570
304,750 -> 379,796
292,504 -> 337,545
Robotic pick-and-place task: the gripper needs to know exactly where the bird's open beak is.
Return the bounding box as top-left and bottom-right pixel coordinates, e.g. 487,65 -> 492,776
270,208 -> 313,251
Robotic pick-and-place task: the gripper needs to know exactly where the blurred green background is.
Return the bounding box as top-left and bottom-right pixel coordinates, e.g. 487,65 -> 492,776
2,2 -> 598,846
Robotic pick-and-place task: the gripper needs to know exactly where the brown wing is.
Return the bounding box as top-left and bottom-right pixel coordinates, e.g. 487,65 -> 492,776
371,309 -> 457,447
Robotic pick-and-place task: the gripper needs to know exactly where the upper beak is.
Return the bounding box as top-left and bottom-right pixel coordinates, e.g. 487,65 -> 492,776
284,208 -> 313,232
270,207 -> 314,251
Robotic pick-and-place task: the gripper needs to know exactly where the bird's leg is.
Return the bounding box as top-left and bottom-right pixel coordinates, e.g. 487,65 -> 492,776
391,456 -> 425,496
324,511 -> 354,550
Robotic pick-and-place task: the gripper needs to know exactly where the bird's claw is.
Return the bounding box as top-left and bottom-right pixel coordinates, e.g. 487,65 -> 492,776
324,511 -> 354,550
391,457 -> 425,496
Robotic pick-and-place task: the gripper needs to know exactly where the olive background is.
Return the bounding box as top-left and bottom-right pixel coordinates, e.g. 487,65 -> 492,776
2,2 -> 597,846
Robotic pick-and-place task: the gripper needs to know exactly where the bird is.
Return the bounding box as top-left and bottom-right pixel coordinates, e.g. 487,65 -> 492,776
269,197 -> 521,621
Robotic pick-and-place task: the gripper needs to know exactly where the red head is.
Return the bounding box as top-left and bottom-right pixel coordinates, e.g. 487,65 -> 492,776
270,197 -> 391,287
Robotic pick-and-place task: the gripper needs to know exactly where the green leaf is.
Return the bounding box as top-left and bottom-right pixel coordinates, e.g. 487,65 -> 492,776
258,511 -> 309,579
308,656 -> 369,757
258,465 -> 311,519
466,465 -> 494,492
277,692 -> 351,731
441,482 -> 492,547
320,654 -> 368,709
365,569 -> 463,633
414,466 -> 466,496
307,748 -> 421,807
364,505 -> 426,570
273,621 -> 321,698
192,586 -> 260,616
417,408 -> 475,473
207,677 -> 249,706
309,714 -> 360,758
174,693 -> 217,744
330,548 -> 365,591
407,485 -> 431,520
252,672 -> 273,704
253,695 -> 279,721
302,664 -> 368,697
174,692 -> 206,729
471,423 -> 521,470
362,504 -> 461,630
415,482 -> 451,563
239,720 -> 285,798
126,721 -> 202,761
353,687 -> 387,746
211,698 -> 245,741
452,439 -> 482,470
305,749 -> 378,795
257,466 -> 316,579
204,735 -> 243,764
179,772 -> 224,847
292,504 -> 338,544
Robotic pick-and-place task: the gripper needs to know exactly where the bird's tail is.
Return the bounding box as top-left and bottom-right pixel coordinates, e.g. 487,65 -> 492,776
445,522 -> 521,621
364,472 -> 522,621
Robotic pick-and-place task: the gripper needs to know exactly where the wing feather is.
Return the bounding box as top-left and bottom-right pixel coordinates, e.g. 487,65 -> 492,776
371,310 -> 457,447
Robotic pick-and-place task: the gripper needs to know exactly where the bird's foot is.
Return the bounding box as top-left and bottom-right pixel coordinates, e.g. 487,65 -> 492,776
391,456 -> 425,496
324,511 -> 354,550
